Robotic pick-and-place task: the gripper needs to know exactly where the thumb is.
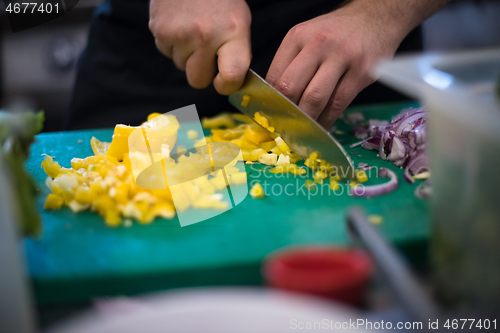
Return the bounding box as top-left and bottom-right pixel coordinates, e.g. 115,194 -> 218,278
213,38 -> 252,95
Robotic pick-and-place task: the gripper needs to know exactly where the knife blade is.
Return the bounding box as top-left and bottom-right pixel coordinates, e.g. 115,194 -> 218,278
228,69 -> 354,178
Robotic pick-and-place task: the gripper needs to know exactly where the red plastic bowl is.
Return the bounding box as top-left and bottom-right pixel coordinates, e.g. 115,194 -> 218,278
262,246 -> 374,305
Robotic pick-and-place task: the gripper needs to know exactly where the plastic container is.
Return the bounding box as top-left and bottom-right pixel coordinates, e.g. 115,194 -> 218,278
375,48 -> 500,307
262,246 -> 373,305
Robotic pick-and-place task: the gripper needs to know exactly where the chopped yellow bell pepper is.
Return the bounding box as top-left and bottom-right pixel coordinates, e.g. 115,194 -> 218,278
245,123 -> 273,144
241,95 -> 251,107
104,209 -> 122,227
355,169 -> 368,183
253,111 -> 269,128
250,182 -> 265,198
90,136 -> 110,155
232,113 -> 253,124
44,193 -> 64,210
274,137 -> 290,154
147,112 -> 162,121
305,179 -> 316,190
187,130 -> 198,139
41,155 -> 61,178
329,179 -> 340,191
202,113 -> 236,129
258,140 -> 277,152
258,153 -> 278,166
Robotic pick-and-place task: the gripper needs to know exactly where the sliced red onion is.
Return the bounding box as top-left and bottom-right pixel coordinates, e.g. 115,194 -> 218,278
391,106 -> 426,123
352,125 -> 369,139
414,180 -> 432,199
349,140 -> 364,148
403,153 -> 429,184
379,131 -> 395,160
394,111 -> 426,136
393,156 -> 407,167
413,124 -> 427,145
353,106 -> 430,195
351,167 -> 398,198
387,136 -> 406,162
361,137 -> 380,150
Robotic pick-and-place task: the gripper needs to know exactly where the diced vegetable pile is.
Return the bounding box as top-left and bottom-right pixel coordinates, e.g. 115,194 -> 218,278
42,111 -> 366,227
44,105 -> 433,227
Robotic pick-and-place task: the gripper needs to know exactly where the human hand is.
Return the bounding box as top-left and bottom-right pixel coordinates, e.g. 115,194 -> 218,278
149,0 -> 252,95
266,1 -> 411,128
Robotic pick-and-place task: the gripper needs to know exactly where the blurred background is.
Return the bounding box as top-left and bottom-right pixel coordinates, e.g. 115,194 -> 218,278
1,0 -> 500,132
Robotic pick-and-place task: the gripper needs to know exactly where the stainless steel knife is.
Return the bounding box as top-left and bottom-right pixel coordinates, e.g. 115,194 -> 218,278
228,69 -> 354,176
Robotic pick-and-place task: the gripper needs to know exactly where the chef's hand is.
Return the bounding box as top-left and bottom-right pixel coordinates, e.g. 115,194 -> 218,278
149,0 -> 252,95
266,0 -> 448,128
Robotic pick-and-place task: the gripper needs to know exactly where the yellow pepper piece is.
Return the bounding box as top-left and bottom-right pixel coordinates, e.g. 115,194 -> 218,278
329,179 -> 340,191
313,170 -> 327,184
107,115 -> 179,161
41,155 -> 61,178
309,151 -> 321,160
304,158 -> 318,170
71,158 -> 84,170
232,113 -> 253,124
242,148 -> 267,162
285,152 -> 302,164
274,137 -> 290,153
44,193 -> 64,210
258,153 -> 278,166
259,140 -> 277,152
75,186 -> 94,205
241,95 -> 251,107
250,182 -> 265,198
147,112 -> 162,121
356,169 -> 368,183
104,209 -> 122,227
90,136 -> 111,156
245,123 -> 273,144
187,129 -> 198,140
202,113 -> 236,129
270,146 -> 281,155
305,179 -> 316,190
368,214 -> 384,225
106,125 -> 135,161
253,111 -> 270,128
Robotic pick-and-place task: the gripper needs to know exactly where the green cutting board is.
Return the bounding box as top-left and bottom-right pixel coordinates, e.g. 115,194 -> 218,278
25,101 -> 428,305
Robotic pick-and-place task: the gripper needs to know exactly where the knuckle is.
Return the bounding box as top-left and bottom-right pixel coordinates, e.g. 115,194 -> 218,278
148,19 -> 156,34
313,32 -> 330,45
289,22 -> 306,39
175,28 -> 191,43
194,21 -> 213,45
221,68 -> 243,83
329,97 -> 348,114
154,24 -> 173,42
277,80 -> 293,97
303,89 -> 326,108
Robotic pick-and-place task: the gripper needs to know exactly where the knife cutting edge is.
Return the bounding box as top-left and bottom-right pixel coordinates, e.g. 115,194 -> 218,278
228,69 -> 354,178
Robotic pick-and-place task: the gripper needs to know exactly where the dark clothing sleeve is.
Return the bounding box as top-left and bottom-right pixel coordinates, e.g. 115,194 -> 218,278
65,0 -> 421,130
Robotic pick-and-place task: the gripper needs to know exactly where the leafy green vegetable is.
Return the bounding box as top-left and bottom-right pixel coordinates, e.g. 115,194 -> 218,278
0,111 -> 44,237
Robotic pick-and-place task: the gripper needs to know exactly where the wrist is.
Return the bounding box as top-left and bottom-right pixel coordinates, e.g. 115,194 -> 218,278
338,0 -> 448,45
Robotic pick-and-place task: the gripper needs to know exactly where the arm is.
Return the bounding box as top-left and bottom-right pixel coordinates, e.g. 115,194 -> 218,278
149,0 -> 252,95
266,0 -> 450,128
